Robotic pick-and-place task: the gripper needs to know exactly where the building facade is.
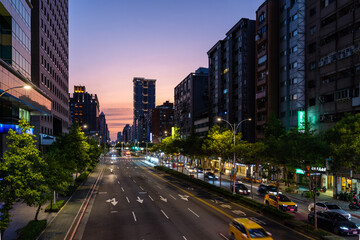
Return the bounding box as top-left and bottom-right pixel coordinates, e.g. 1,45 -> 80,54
69,86 -> 100,134
122,124 -> 132,144
255,0 -> 279,139
31,0 -> 69,145
278,0 -> 306,130
208,18 -> 255,142
133,77 -> 156,142
149,101 -> 174,143
0,0 -> 51,154
99,112 -> 109,144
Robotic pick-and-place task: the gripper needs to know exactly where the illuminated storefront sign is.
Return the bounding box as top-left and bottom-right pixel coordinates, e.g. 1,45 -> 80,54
298,111 -> 305,131
296,169 -> 305,174
0,124 -> 33,135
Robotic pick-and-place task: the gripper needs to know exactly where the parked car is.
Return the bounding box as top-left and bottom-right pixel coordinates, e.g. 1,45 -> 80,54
204,171 -> 218,180
257,184 -> 281,195
308,202 -> 351,220
308,211 -> 360,236
264,193 -> 297,212
229,218 -> 273,240
231,183 -> 250,195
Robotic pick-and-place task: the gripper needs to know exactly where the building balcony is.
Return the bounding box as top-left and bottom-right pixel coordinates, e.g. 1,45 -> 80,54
256,90 -> 266,99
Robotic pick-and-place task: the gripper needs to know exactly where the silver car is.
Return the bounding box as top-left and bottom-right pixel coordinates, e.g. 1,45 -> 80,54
308,202 -> 351,220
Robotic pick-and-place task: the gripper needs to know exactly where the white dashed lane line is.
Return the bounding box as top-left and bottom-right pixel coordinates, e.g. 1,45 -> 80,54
161,210 -> 170,219
188,208 -> 200,218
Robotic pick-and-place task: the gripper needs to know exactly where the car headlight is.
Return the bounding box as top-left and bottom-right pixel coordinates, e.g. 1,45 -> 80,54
340,226 -> 349,230
282,204 -> 288,207
295,204 -> 298,207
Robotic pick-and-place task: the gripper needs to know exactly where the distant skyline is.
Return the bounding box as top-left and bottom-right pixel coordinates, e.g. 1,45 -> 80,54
69,0 -> 264,140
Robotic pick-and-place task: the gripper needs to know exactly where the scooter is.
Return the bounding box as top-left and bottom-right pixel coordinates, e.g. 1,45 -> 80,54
349,198 -> 360,210
318,186 -> 327,193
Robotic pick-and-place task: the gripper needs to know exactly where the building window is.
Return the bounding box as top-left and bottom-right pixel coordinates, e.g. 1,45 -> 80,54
290,45 -> 298,54
259,12 -> 266,25
310,26 -> 316,35
308,42 -> 316,53
289,61 -> 298,70
291,13 -> 298,22
309,62 -> 316,71
310,7 -> 316,17
321,0 -> 335,9
258,55 -> 267,66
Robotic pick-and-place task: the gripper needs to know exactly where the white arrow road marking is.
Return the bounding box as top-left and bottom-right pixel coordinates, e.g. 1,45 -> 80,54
178,194 -> 189,201
136,197 -> 144,204
161,210 -> 169,219
149,195 -> 154,201
132,211 -> 137,222
188,208 -> 200,217
248,217 -> 266,225
126,197 -> 130,203
232,210 -> 246,216
111,199 -> 118,206
169,194 -> 176,200
106,198 -> 115,203
121,187 -> 125,192
160,196 -> 167,202
220,204 -> 232,209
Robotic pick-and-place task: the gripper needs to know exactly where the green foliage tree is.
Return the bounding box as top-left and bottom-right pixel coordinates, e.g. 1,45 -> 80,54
0,119 -> 48,238
203,125 -> 233,187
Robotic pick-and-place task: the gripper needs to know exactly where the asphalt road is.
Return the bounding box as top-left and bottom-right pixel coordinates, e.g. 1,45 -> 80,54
72,151 -> 315,240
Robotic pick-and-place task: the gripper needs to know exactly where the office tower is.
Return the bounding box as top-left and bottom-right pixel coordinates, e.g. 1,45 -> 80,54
99,112 -> 109,144
0,0 -> 51,153
306,0 -> 360,132
255,0 -> 279,139
31,0 -> 70,144
278,0 -> 306,131
122,124 -> 132,144
149,101 -> 174,143
69,86 -> 100,134
174,67 -> 209,138
117,132 -> 122,143
208,18 -> 255,141
133,77 -> 156,142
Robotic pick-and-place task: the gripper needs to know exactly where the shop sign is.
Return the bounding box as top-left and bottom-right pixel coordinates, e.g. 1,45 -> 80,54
298,111 -> 305,131
311,167 -> 326,172
296,169 -> 305,174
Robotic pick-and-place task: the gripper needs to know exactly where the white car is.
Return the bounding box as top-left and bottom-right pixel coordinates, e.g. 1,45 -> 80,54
308,202 -> 351,220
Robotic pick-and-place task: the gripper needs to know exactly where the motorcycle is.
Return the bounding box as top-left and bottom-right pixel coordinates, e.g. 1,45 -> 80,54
317,186 -> 327,193
349,196 -> 360,210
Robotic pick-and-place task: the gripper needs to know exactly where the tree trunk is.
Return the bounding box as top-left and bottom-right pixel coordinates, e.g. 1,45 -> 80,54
35,204 -> 41,221
219,160 -> 222,188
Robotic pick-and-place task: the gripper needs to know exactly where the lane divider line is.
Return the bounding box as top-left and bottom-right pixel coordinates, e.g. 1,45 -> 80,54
149,195 -> 154,201
132,211 -> 137,222
188,208 -> 200,218
161,210 -> 169,219
126,196 -> 130,203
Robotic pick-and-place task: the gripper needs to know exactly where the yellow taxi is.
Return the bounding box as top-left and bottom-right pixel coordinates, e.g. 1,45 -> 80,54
264,193 -> 297,212
229,218 -> 273,240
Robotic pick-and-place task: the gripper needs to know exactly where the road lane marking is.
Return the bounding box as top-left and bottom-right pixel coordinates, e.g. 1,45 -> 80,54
139,165 -> 316,240
188,208 -> 200,218
140,186 -> 144,190
117,181 -> 120,184
149,195 -> 154,201
183,236 -> 188,240
219,233 -> 229,240
121,187 -> 124,192
111,211 -> 118,213
160,195 -> 167,202
126,197 -> 130,203
132,211 -> 137,222
161,210 -> 169,219
169,194 -> 176,200
133,180 -> 136,183
156,185 -> 162,189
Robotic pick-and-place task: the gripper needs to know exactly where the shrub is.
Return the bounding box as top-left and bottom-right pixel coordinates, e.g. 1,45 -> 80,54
17,220 -> 47,240
285,187 -> 293,193
76,171 -> 89,183
45,200 -> 65,212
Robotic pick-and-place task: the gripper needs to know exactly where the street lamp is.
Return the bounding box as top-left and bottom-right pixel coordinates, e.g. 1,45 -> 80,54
217,117 -> 251,194
0,85 -> 31,98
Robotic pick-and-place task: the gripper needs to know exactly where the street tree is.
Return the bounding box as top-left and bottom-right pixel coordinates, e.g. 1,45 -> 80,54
203,125 -> 233,187
0,119 -> 48,238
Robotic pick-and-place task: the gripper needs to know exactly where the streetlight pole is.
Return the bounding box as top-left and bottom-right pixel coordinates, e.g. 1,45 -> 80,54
0,85 -> 31,98
217,117 -> 251,194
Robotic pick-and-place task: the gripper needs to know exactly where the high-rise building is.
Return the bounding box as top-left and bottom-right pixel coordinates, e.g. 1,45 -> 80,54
208,18 -> 255,141
122,124 -> 132,144
175,67 -> 209,138
278,0 -> 306,130
306,0 -> 360,132
31,0 -> 70,143
69,86 -> 100,134
99,112 -> 109,144
133,77 -> 156,142
117,131 -> 122,143
149,101 -> 174,143
0,0 -> 51,154
255,0 -> 279,139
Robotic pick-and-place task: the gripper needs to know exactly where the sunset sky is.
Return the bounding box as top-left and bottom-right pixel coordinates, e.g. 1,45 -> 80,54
69,0 -> 264,140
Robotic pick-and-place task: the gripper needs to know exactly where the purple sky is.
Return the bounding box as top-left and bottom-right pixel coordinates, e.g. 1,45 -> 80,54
69,0 -> 264,140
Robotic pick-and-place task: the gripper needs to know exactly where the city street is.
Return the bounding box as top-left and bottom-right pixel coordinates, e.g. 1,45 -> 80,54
70,153 -> 314,240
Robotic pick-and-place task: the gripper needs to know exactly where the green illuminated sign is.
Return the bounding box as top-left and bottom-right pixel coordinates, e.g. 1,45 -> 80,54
298,111 -> 305,131
296,169 -> 305,174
